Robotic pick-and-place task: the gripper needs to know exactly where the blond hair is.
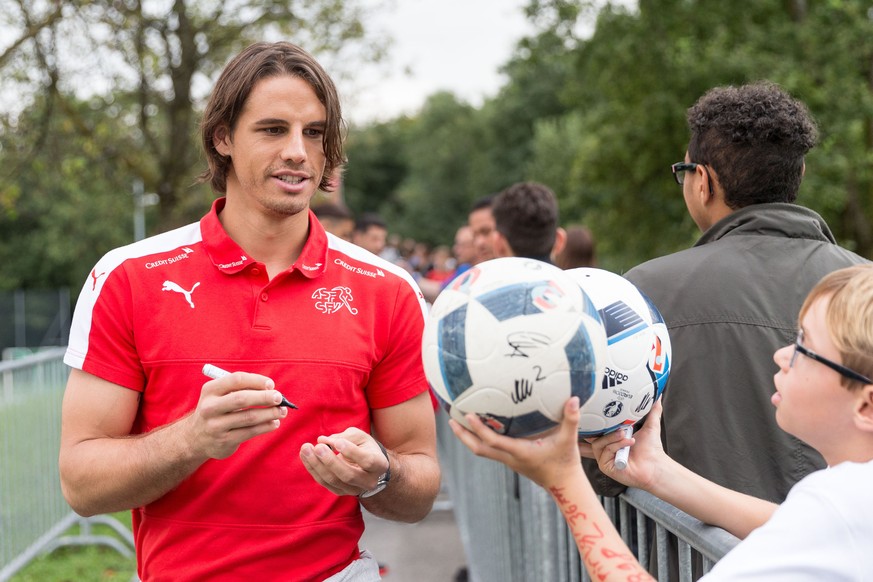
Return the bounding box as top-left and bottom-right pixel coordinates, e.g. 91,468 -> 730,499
799,264 -> 873,388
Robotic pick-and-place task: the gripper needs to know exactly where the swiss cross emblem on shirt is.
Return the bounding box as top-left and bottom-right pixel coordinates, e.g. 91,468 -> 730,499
312,286 -> 359,315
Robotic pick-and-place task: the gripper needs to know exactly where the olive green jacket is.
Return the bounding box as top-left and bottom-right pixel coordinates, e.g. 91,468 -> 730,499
586,203 -> 868,502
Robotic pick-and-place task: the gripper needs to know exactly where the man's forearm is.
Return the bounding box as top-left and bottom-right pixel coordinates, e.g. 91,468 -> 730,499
60,418 -> 205,516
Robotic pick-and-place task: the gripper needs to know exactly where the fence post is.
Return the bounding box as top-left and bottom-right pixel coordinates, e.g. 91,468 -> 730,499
12,291 -> 25,348
0,350 -> 135,581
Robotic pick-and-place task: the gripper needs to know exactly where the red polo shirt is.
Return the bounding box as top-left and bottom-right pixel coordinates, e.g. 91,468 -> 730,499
65,198 -> 428,581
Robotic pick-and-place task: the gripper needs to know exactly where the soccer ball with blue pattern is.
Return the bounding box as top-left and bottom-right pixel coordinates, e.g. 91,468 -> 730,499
565,268 -> 672,437
422,257 -> 607,438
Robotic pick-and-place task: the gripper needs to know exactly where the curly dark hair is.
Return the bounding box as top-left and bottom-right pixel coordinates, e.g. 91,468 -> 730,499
492,182 -> 559,258
686,81 -> 818,209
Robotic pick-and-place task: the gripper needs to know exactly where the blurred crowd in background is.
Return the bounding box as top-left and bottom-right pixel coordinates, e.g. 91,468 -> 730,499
311,196 -> 597,307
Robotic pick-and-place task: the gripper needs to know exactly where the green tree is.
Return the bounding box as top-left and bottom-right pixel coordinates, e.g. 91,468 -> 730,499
524,0 -> 873,268
531,1 -> 704,269
758,0 -> 873,256
0,95 -> 134,291
386,92 -> 488,245
1,0 -> 383,231
342,116 -> 412,218
0,0 -> 387,293
477,0 -> 581,188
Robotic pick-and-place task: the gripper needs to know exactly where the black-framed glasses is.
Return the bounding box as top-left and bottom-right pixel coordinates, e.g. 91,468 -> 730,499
671,162 -> 698,185
671,161 -> 714,195
790,329 -> 872,384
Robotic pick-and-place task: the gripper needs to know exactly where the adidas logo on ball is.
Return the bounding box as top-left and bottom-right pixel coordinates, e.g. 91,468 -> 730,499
602,367 -> 629,389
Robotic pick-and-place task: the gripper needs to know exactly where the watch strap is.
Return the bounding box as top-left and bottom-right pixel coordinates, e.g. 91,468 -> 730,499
359,439 -> 391,498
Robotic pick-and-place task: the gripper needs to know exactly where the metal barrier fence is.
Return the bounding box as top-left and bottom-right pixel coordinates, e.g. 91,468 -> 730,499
0,349 -> 133,582
0,289 -> 71,354
437,409 -> 740,582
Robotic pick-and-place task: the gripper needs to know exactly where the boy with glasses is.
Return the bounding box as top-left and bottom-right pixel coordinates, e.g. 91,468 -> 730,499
453,264 -> 873,581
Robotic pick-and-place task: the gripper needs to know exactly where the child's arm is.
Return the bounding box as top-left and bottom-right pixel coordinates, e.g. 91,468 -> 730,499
450,398 -> 654,582
548,468 -> 655,581
585,401 -> 777,539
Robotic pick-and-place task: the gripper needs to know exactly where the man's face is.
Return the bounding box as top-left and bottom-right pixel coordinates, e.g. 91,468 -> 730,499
214,74 -> 327,218
322,217 -> 354,241
452,226 -> 476,265
468,207 -> 496,263
354,225 -> 387,255
681,150 -> 713,232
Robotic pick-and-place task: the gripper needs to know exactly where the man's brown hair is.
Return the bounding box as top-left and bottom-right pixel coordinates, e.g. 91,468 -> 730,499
199,42 -> 345,193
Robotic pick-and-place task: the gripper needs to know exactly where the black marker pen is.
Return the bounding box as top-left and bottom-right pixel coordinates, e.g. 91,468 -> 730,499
202,364 -> 298,409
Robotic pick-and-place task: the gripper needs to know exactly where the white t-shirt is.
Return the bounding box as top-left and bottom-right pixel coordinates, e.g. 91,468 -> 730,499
702,460 -> 873,581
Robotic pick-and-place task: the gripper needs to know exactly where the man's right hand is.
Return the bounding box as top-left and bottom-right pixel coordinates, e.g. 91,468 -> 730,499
59,368 -> 286,516
187,371 -> 288,460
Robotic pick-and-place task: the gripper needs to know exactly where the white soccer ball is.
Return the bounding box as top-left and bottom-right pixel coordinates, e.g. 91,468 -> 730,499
565,268 -> 672,437
423,257 -> 607,438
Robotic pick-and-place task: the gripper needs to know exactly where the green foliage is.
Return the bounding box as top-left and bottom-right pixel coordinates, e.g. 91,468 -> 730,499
571,0 -> 873,261
0,95 -> 133,292
81,0 -> 378,228
343,117 -> 412,217
386,93 -> 488,244
0,0 -> 384,293
476,2 -> 579,190
344,92 -> 502,245
771,0 -> 873,254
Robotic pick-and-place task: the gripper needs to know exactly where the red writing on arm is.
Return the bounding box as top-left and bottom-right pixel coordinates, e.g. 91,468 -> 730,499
549,486 -> 654,582
550,485 -> 570,505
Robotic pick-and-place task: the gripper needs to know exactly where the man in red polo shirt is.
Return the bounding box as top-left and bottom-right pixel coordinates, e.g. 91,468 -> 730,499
59,42 -> 440,582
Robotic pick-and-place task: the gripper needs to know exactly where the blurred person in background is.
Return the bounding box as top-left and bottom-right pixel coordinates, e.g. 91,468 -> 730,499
352,212 -> 388,256
490,182 -> 565,262
380,232 -> 403,264
554,224 -> 596,269
407,241 -> 431,278
312,201 -> 355,241
419,226 -> 476,304
424,245 -> 455,284
449,225 -> 476,278
468,194 -> 497,264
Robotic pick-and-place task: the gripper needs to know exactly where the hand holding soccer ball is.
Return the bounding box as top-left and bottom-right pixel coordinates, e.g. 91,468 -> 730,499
449,396 -> 587,489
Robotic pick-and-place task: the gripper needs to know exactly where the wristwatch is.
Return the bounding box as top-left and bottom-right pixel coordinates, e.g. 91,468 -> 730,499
359,440 -> 391,499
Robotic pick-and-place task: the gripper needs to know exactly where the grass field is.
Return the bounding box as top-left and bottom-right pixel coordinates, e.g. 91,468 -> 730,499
9,512 -> 137,582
